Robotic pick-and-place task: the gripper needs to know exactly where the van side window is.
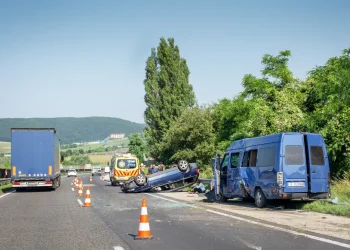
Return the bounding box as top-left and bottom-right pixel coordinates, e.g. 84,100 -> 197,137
285,145 -> 304,165
310,146 -> 325,165
242,150 -> 257,167
221,153 -> 229,170
257,146 -> 276,167
230,153 -> 240,168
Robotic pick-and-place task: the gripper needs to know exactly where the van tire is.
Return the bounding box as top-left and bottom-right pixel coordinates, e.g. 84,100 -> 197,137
215,192 -> 228,203
254,188 -> 267,208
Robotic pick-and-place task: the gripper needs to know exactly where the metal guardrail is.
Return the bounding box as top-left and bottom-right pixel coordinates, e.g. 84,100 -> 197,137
0,178 -> 11,186
199,178 -> 212,185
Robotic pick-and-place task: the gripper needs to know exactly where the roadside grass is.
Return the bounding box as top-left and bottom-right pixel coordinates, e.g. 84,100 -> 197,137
0,183 -> 13,194
301,173 -> 350,217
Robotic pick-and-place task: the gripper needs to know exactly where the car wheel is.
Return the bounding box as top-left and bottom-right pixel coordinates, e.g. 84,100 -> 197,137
134,173 -> 147,186
177,160 -> 189,172
254,188 -> 268,208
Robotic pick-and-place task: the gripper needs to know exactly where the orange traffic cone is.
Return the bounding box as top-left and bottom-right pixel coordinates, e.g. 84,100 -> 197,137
83,185 -> 92,207
90,176 -> 92,183
134,198 -> 153,240
75,178 -> 79,188
77,180 -> 84,197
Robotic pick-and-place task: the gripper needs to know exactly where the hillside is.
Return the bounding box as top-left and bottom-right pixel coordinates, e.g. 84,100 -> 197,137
0,117 -> 146,144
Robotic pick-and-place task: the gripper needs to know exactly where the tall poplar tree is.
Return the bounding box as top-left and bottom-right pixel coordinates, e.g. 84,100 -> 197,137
143,37 -> 196,161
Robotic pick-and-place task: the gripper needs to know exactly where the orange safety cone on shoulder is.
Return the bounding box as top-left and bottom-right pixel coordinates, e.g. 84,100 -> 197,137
75,178 -> 79,188
90,176 -> 92,182
134,198 -> 153,240
77,180 -> 84,197
83,185 -> 92,207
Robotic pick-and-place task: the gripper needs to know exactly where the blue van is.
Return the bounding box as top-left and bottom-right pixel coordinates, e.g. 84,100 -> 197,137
213,132 -> 330,208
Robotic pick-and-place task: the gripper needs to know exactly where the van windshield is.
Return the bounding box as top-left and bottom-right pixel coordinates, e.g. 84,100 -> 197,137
117,159 -> 137,169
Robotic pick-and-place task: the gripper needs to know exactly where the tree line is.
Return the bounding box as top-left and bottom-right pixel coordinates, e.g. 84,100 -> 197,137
0,117 -> 145,144
128,37 -> 350,178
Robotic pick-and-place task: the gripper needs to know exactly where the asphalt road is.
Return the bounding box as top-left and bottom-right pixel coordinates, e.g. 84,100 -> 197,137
0,174 -> 349,250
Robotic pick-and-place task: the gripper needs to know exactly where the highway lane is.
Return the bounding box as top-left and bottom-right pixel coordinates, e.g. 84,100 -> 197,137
89,175 -> 350,250
0,175 -> 131,250
1,174 -> 350,250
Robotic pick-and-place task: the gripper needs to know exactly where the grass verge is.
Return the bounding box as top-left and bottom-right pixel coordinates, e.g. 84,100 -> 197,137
301,173 -> 350,217
0,183 -> 13,194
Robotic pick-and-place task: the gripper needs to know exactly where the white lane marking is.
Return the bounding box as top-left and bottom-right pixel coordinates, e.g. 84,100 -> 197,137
71,188 -> 74,191
77,199 -> 83,207
0,190 -> 15,199
113,246 -> 124,250
145,193 -> 197,208
146,193 -> 350,249
234,236 -> 262,250
208,209 -> 350,249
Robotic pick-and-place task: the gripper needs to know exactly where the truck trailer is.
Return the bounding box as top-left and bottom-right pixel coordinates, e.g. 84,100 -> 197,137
10,128 -> 64,191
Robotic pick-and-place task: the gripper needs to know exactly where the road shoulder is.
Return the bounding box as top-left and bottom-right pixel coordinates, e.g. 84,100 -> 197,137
156,191 -> 350,242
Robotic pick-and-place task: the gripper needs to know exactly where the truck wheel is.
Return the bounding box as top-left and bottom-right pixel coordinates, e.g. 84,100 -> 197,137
134,173 -> 147,186
57,176 -> 61,187
51,179 -> 57,191
254,188 -> 268,208
177,160 -> 189,172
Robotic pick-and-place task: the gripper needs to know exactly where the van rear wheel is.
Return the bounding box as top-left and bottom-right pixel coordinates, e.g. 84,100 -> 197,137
254,188 -> 267,208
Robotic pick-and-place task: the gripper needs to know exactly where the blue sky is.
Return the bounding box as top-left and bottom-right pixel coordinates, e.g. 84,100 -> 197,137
0,0 -> 349,123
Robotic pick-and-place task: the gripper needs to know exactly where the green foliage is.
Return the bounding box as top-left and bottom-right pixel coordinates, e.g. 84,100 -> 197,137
0,157 -> 10,170
145,45 -> 348,179
63,155 -> 92,166
303,49 -> 350,177
128,133 -> 147,163
212,50 -> 304,152
0,117 -> 146,144
160,106 -> 216,169
143,37 -> 196,161
141,40 -> 350,179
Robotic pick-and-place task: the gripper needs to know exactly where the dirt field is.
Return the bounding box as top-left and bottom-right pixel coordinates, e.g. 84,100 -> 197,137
88,153 -> 114,165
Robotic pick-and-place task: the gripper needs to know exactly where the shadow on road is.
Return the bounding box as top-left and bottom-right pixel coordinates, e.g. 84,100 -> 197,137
14,187 -> 55,193
199,190 -> 314,211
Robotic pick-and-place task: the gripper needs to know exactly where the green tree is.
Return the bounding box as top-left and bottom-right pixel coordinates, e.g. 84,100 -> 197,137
128,133 -> 146,163
143,37 -> 196,161
213,50 -> 304,152
3,158 -> 10,170
66,149 -> 73,156
303,48 -> 350,176
160,106 -> 216,168
78,149 -> 84,154
63,155 -> 92,166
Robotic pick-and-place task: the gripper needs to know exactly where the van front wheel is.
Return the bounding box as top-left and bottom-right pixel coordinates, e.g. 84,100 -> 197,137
254,188 -> 267,208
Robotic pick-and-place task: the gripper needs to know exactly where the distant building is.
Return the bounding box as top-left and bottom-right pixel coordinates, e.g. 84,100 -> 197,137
109,133 -> 125,139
